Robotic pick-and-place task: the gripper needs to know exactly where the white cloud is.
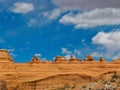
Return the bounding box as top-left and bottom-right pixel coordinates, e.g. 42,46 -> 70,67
10,52 -> 17,57
52,0 -> 120,10
61,47 -> 72,55
81,39 -> 85,43
61,47 -> 81,58
92,30 -> 120,59
34,53 -> 41,57
8,48 -> 17,57
43,8 -> 62,20
34,53 -> 47,60
8,48 -> 15,52
11,2 -> 34,14
60,8 -> 120,28
91,52 -> 103,58
92,30 -> 120,50
74,49 -> 81,56
65,55 -> 76,60
27,19 -> 37,27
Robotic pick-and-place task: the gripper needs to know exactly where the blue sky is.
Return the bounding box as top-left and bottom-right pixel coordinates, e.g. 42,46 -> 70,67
0,0 -> 120,62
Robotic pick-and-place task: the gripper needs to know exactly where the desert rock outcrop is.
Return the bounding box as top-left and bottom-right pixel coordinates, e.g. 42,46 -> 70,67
84,55 -> 94,62
0,49 -> 13,63
99,57 -> 107,63
54,56 -> 68,63
0,49 -> 120,90
100,57 -> 105,62
69,56 -> 82,64
29,56 -> 42,64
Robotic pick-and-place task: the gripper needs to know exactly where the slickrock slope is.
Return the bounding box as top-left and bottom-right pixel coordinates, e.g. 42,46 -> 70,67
0,49 -> 120,90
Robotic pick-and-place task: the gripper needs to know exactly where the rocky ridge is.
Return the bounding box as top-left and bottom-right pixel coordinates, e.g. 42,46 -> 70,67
0,49 -> 120,64
0,49 -> 120,90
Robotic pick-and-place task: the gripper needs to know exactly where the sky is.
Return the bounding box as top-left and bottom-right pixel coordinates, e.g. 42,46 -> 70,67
0,0 -> 120,62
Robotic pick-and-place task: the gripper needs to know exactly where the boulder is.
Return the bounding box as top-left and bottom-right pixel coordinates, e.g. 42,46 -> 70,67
29,56 -> 42,64
99,57 -> 106,62
69,56 -> 82,64
54,56 -> 68,64
84,55 -> 94,61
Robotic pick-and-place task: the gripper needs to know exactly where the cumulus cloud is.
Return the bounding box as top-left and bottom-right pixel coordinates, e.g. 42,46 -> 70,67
92,30 -> 120,59
92,31 -> 120,50
52,0 -> 120,10
60,8 -> 120,28
11,2 -> 34,14
43,8 -> 62,20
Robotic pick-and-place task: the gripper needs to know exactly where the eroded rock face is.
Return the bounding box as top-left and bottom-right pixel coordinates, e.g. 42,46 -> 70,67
29,56 -> 42,64
0,49 -> 13,63
54,56 -> 68,64
85,55 -> 94,62
100,57 -> 106,62
69,56 -> 82,64
15,74 -> 95,90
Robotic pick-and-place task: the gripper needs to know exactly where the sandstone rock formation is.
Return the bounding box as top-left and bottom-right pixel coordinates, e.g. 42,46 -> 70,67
0,49 -> 13,63
84,55 -> 94,62
15,74 -> 94,90
100,57 -> 105,62
29,56 -> 42,64
69,56 -> 82,64
111,58 -> 120,64
99,57 -> 106,62
54,56 -> 68,64
0,49 -> 120,90
42,60 -> 52,64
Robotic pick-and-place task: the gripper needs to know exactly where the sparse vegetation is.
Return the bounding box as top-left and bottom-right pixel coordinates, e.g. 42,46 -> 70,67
56,84 -> 76,90
82,85 -> 86,88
